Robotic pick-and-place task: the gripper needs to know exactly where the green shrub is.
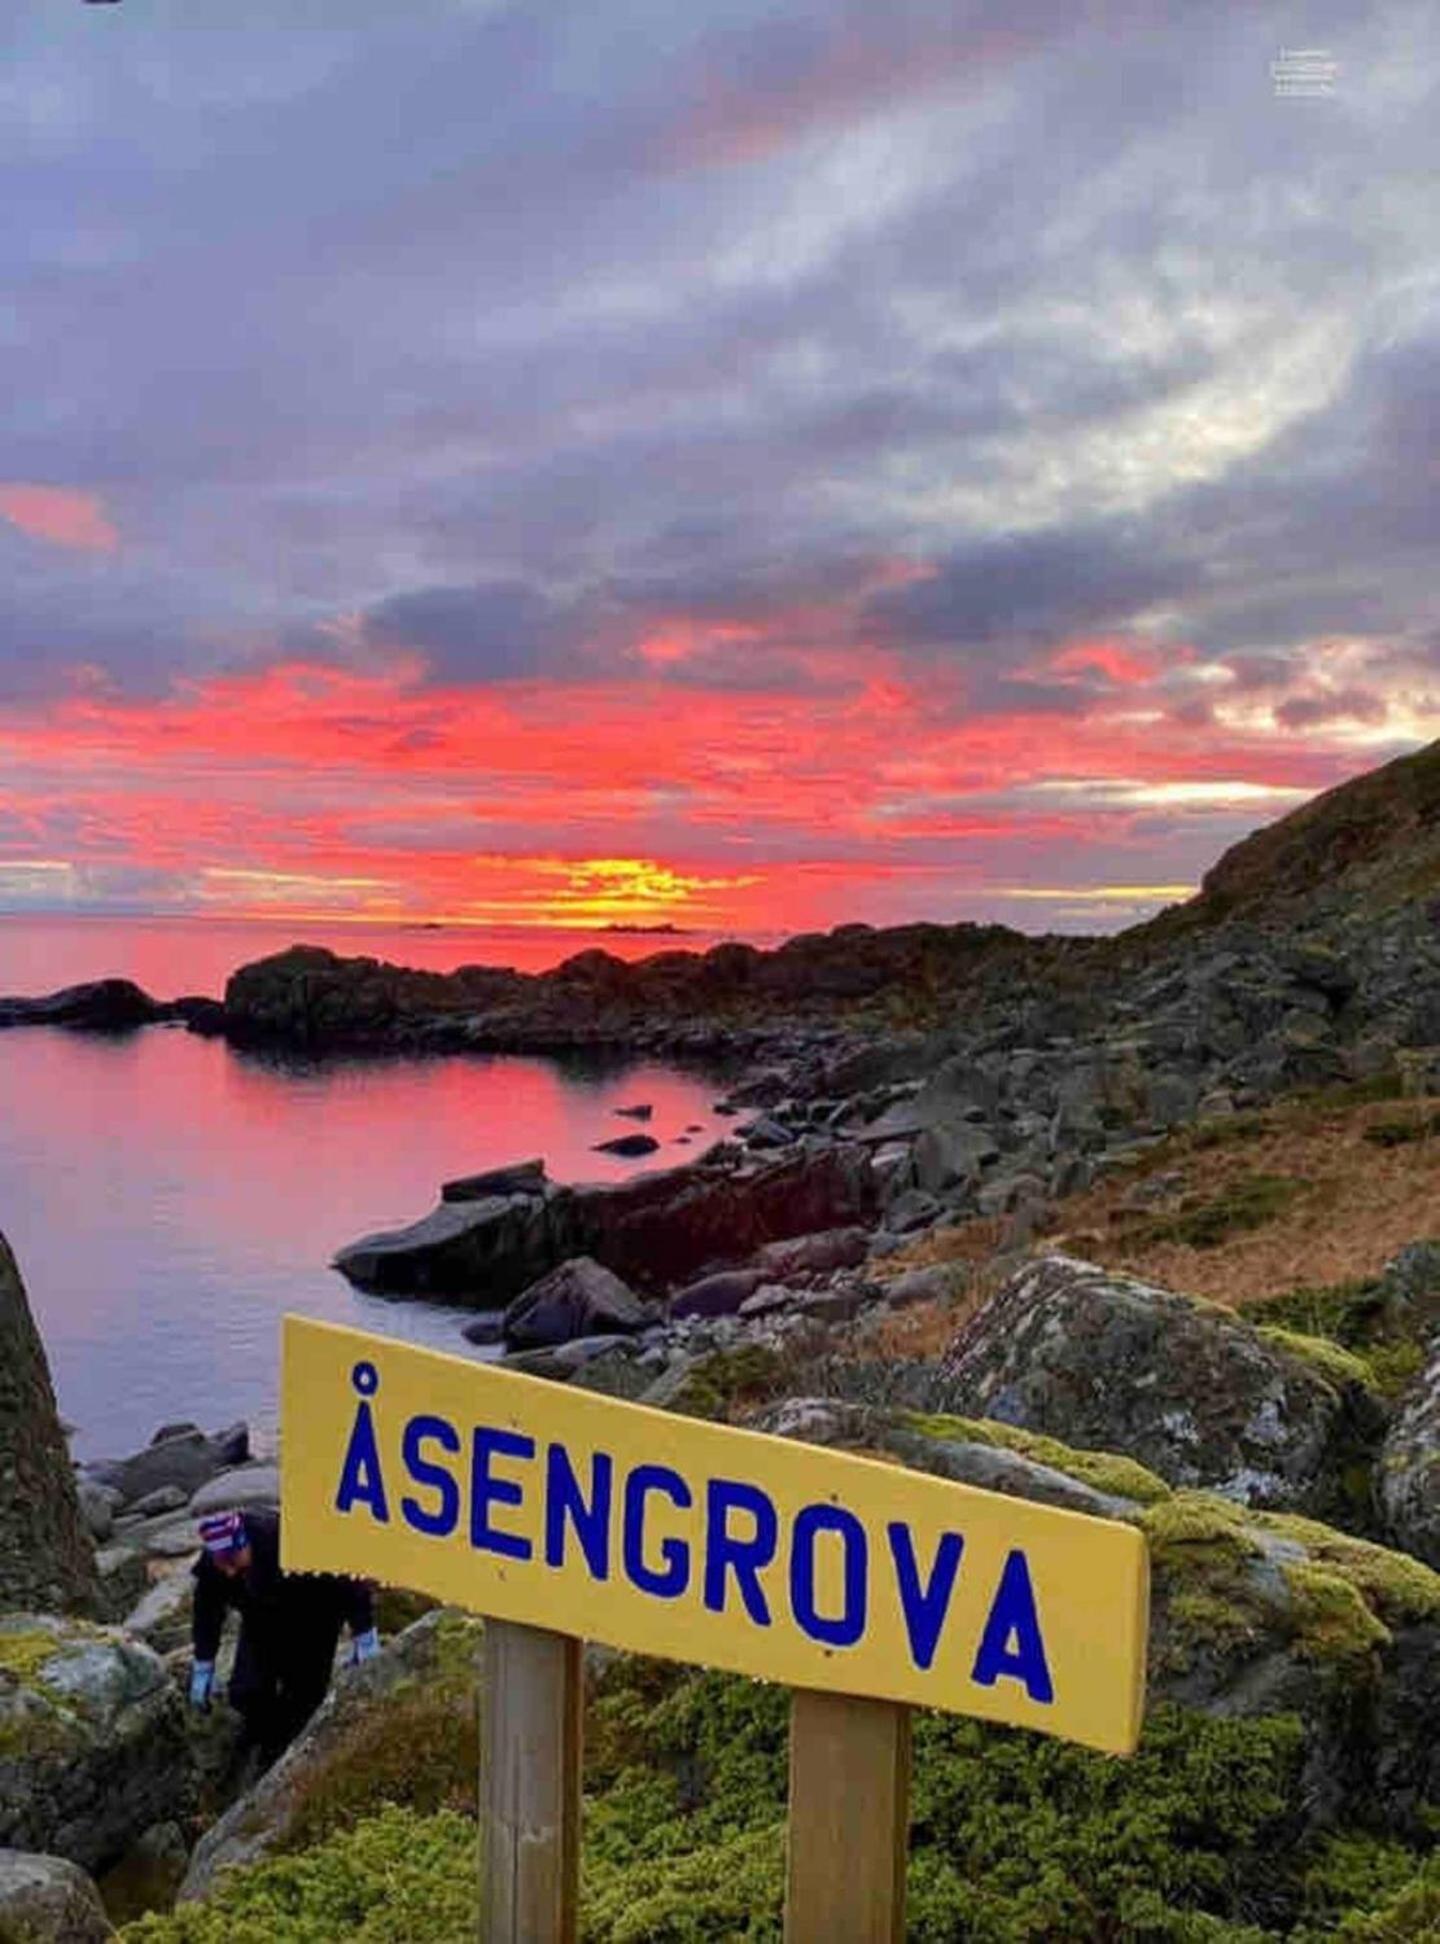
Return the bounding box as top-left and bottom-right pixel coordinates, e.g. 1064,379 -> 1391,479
118,1806 -> 476,1942
1254,1275 -> 1430,1400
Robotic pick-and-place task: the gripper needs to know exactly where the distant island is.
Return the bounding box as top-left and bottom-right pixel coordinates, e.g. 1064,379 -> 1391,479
601,921 -> 687,935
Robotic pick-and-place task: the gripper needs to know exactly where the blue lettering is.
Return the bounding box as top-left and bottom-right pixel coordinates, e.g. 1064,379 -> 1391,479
335,1398 -> 390,1524
703,1479 -> 777,1626
545,1444 -> 612,1579
791,1504 -> 867,1648
622,1464 -> 691,1598
970,1549 -> 1054,1703
470,1426 -> 534,1561
399,1414 -> 460,1538
887,1524 -> 964,1672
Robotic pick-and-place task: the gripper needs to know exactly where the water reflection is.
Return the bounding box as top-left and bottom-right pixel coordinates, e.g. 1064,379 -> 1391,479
0,1025 -> 732,1459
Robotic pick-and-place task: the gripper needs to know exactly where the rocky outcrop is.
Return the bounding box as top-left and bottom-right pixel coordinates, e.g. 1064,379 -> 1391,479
335,1142 -> 878,1304
178,1609 -> 482,1903
758,1397 -> 1440,1838
0,1849 -> 113,1942
0,1234 -> 97,1616
0,977 -> 162,1032
218,926 -> 1048,1054
932,1254 -> 1387,1519
1378,1342 -> 1440,1567
0,1614 -> 191,1874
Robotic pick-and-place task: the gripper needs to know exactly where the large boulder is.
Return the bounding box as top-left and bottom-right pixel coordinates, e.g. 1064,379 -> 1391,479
503,1257 -> 653,1349
933,1253 -> 1386,1518
756,1397 -> 1440,1838
178,1609 -> 482,1902
0,1235 -> 97,1615
1378,1341 -> 1440,1567
0,1850 -> 112,1942
853,1054 -> 1001,1141
0,1613 -> 190,1873
333,1191 -> 555,1302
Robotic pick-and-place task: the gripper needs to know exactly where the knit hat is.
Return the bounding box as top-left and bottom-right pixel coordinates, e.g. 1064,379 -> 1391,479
198,1510 -> 248,1558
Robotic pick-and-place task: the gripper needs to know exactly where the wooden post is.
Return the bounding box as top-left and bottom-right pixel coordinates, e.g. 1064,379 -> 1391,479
784,1689 -> 911,1943
481,1619 -> 583,1943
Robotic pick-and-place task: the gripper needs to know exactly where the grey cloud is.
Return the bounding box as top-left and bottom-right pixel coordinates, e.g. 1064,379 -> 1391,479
1,0 -> 1436,737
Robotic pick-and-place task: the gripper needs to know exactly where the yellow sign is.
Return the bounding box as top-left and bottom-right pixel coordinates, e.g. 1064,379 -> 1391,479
281,1317 -> 1149,1754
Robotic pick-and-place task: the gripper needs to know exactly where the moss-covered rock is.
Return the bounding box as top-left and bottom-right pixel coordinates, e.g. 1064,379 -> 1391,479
932,1253 -> 1389,1525
0,1611 -> 191,1874
0,1233 -> 98,1616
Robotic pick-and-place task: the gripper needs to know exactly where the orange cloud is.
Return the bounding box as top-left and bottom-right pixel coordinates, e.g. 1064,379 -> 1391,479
0,641 -> 1409,936
0,483 -> 118,553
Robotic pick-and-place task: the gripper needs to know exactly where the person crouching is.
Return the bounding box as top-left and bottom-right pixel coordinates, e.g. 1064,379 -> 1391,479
188,1507 -> 379,1766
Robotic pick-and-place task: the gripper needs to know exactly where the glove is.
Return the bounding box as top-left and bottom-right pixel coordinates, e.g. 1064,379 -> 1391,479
351,1627 -> 381,1666
189,1660 -> 215,1708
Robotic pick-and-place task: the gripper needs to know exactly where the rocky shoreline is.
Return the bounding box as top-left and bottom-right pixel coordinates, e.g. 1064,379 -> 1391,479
5,742 -> 1440,1934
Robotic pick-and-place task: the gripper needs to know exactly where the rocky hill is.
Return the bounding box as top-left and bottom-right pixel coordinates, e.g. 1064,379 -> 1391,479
1136,738 -> 1440,939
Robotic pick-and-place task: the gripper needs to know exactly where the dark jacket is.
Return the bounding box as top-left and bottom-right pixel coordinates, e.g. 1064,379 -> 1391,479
191,1507 -> 374,1667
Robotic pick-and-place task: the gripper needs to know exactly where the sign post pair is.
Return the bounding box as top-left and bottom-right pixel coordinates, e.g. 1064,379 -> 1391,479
282,1317 -> 1150,1941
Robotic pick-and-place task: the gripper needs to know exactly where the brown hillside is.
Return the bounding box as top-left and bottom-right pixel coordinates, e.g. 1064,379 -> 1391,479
1126,737 -> 1440,943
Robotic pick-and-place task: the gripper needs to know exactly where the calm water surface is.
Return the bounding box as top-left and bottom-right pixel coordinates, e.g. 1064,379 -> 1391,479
0,917 -> 747,1460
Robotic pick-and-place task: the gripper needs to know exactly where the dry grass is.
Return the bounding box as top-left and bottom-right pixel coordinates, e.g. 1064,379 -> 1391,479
876,1088 -> 1440,1326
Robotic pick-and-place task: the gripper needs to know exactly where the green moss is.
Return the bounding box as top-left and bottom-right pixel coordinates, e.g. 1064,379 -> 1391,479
904,1411 -> 1174,1505
1281,1563 -> 1391,1662
1141,1491 -> 1258,1561
1255,1327 -> 1376,1392
663,1344 -> 786,1422
118,1805 -> 476,1942
0,1627 -> 66,1685
0,1621 -> 104,1758
1139,1494 -> 1270,1670
1251,1274 -> 1430,1401
1253,1513 -> 1440,1630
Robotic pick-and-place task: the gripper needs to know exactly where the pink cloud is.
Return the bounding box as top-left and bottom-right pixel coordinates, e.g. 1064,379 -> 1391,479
0,483 -> 118,553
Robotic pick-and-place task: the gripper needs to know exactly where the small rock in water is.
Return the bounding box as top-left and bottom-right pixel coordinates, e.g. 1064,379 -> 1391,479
592,1132 -> 660,1157
613,1103 -> 654,1121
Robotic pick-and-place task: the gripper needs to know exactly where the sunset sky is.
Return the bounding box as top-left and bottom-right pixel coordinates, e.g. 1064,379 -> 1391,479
2,0 -> 1437,936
